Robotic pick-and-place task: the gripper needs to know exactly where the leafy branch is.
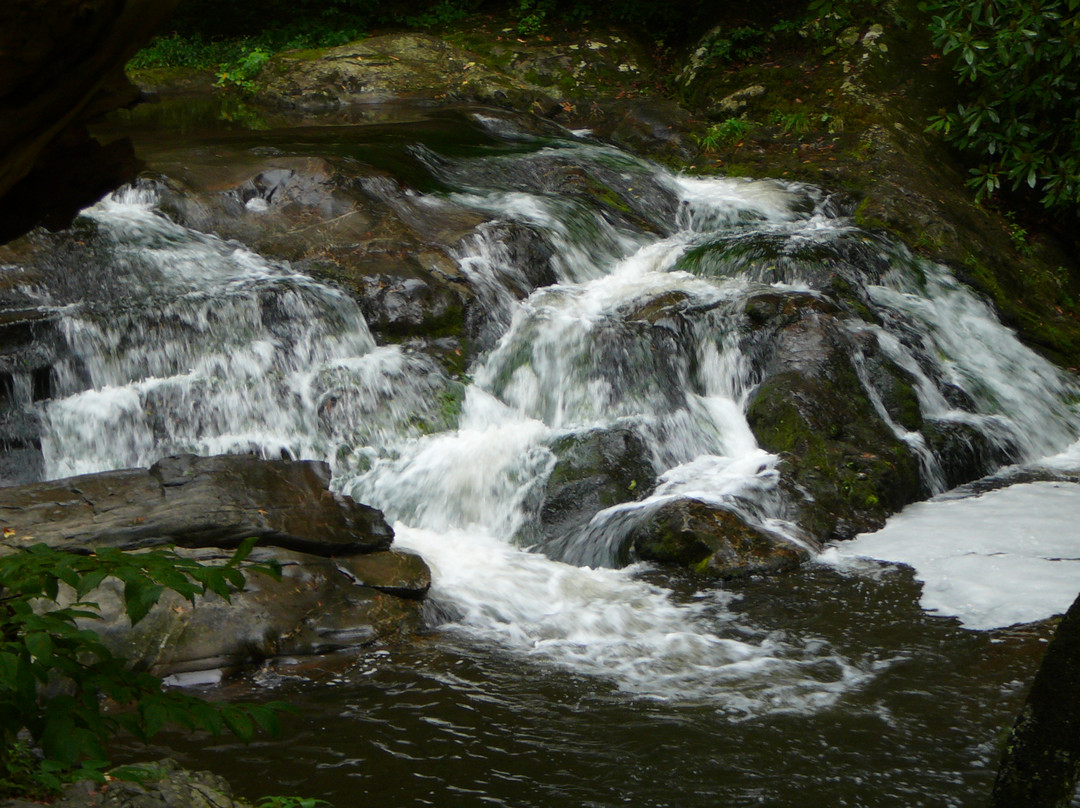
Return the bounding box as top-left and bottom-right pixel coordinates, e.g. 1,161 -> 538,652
0,538 -> 285,798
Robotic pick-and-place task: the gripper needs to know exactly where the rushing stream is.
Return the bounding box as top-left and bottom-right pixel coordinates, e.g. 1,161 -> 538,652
4,104 -> 1080,805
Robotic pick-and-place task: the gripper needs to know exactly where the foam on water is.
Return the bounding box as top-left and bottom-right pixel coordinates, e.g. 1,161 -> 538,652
395,523 -> 868,711
826,481 -> 1080,630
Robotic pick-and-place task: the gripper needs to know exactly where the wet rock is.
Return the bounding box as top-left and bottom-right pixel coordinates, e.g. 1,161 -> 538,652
0,453 -> 392,556
255,34 -> 558,115
337,549 -> 432,599
148,154 -> 478,370
86,547 -> 424,675
0,307 -> 65,484
597,98 -> 699,164
627,497 -> 809,578
538,426 -> 656,545
744,306 -> 924,541
990,589 -> 1080,807
0,454 -> 430,674
923,418 -> 1021,491
677,228 -> 892,298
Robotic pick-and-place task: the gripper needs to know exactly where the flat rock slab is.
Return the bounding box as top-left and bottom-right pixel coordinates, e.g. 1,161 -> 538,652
0,453 -> 392,556
86,546 -> 425,675
0,454 -> 433,672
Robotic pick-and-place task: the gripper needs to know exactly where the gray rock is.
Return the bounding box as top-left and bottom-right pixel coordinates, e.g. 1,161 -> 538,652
0,454 -> 429,673
0,453 -> 392,556
84,546 -> 424,675
0,759 -> 253,808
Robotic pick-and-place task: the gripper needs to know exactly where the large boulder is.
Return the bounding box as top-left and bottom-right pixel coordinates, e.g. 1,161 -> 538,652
0,453 -> 392,555
537,426 -> 656,550
742,299 -> 924,541
254,33 -> 558,115
626,497 -> 811,578
0,454 -> 428,674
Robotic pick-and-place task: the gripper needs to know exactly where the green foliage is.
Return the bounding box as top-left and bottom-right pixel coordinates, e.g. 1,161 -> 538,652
256,797 -> 333,808
216,47 -> 272,92
400,0 -> 474,28
708,26 -> 769,64
923,0 -> 1080,214
698,118 -> 755,151
512,0 -> 556,35
769,109 -> 813,134
1003,211 -> 1036,256
0,539 -> 285,798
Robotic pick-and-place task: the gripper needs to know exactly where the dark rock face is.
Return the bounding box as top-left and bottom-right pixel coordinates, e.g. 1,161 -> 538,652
0,0 -> 181,238
990,589 -> 1080,807
0,454 -> 424,674
538,426 -> 656,546
627,497 -> 810,578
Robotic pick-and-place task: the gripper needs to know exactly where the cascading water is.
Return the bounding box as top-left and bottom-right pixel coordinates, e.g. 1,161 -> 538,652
10,114 -> 1080,719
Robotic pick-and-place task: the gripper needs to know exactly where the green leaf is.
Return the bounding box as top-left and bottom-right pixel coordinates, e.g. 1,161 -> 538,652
0,651 -> 21,690
25,632 -> 53,664
221,705 -> 255,742
123,578 -> 165,625
228,536 -> 260,567
247,704 -> 282,736
140,700 -> 170,738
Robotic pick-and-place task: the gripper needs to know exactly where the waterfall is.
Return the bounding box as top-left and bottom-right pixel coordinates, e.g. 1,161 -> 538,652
14,121 -> 1080,704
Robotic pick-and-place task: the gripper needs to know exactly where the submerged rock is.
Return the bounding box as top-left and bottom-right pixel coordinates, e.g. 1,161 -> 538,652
0,454 -> 427,674
627,497 -> 810,578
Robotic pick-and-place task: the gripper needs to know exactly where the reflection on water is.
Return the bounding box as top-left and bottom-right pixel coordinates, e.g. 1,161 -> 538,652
122,565 -> 1049,808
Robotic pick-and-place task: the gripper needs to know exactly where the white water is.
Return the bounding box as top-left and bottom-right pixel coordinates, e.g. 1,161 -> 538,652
826,479 -> 1080,630
19,131 -> 1080,706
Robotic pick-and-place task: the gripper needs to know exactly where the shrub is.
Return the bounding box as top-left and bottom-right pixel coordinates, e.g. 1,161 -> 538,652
923,0 -> 1080,215
0,539 -> 285,798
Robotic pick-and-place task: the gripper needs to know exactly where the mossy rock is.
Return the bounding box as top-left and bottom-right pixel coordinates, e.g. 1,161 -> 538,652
254,33 -> 559,115
539,426 -> 656,545
743,310 -> 924,541
628,497 -> 809,578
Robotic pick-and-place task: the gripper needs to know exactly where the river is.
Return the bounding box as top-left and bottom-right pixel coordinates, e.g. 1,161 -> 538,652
5,100 -> 1080,806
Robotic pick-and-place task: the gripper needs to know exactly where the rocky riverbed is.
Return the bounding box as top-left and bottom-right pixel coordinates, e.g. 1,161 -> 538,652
1,6 -> 1080,806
